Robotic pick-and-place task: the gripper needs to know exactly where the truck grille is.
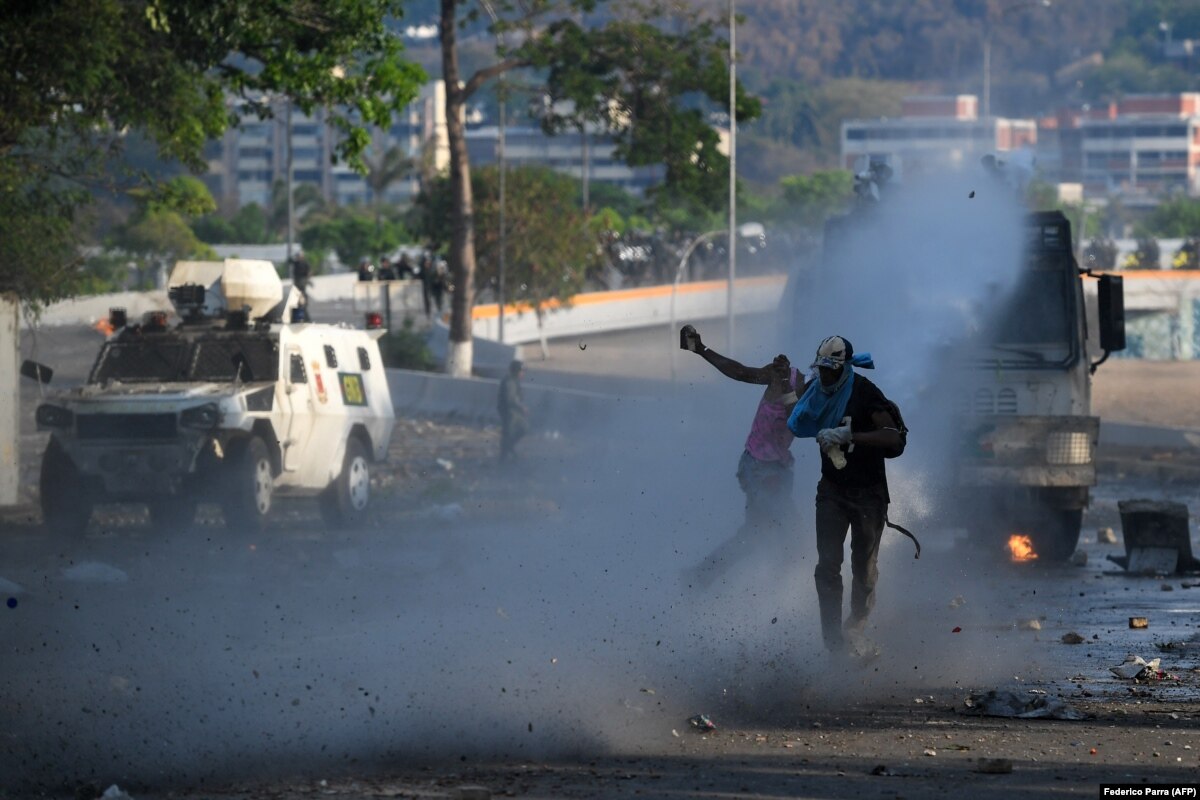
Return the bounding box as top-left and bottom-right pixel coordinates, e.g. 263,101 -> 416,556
76,413 -> 177,440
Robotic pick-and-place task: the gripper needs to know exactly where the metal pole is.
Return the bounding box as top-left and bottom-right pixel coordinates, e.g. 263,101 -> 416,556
498,86 -> 507,345
581,125 -> 590,211
669,230 -> 722,381
285,101 -> 294,263
982,33 -> 991,120
727,0 -> 737,354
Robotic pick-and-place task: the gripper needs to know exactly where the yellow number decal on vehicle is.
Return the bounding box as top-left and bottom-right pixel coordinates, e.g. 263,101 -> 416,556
339,373 -> 367,407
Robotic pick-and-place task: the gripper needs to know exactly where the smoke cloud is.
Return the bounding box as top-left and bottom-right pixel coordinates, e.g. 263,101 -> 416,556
1,167 -> 1047,795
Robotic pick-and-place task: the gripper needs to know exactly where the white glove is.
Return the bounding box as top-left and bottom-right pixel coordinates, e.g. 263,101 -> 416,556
817,423 -> 852,448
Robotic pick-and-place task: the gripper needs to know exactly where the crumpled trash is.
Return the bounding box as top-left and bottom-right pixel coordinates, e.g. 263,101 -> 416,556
1110,654 -> 1177,681
101,786 -> 134,800
1110,655 -> 1160,680
688,714 -> 716,732
963,690 -> 1088,720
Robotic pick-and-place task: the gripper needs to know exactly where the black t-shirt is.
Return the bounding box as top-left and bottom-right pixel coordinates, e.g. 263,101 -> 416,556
815,374 -> 891,494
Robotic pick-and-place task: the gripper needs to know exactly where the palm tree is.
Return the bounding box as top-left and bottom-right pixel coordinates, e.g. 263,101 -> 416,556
365,144 -> 415,253
268,181 -> 327,240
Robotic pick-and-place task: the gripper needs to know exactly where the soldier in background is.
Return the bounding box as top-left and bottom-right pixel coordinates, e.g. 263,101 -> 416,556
498,359 -> 528,462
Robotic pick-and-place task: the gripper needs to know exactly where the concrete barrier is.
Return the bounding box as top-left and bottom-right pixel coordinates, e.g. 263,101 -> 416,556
469,275 -> 786,345
385,366 -> 652,433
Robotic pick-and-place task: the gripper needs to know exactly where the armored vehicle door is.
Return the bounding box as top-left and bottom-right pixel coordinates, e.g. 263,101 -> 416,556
282,345 -> 317,472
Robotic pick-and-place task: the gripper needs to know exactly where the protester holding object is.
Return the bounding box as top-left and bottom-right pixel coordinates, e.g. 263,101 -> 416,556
787,335 -> 910,659
680,324 -> 803,586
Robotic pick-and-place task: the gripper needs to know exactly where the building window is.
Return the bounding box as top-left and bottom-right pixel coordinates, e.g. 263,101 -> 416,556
846,128 -> 866,141
294,169 -> 321,183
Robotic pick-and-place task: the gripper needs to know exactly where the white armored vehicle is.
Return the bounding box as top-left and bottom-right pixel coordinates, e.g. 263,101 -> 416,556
34,259 -> 396,534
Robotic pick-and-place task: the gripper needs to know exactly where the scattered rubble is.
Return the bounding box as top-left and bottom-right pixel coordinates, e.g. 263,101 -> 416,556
688,714 -> 716,732
1129,617 -> 1149,629
1098,527 -> 1118,544
1018,619 -> 1042,631
1110,654 -> 1180,682
963,690 -> 1088,720
1061,632 -> 1086,644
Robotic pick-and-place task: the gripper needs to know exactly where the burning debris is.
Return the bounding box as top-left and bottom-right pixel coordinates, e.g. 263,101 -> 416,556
1007,535 -> 1038,562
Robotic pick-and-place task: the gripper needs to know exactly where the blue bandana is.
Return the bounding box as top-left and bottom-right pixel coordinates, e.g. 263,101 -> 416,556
787,353 -> 875,439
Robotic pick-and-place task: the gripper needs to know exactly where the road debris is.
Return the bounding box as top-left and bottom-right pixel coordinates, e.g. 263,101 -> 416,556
1098,527 -> 1118,544
963,690 -> 1088,720
1018,618 -> 1042,631
1110,655 -> 1160,680
688,714 -> 716,732
1110,654 -> 1180,682
974,758 -> 1014,774
870,764 -> 895,776
1061,632 -> 1085,644
923,748 -> 937,757
1161,583 -> 1174,591
1129,617 -> 1149,629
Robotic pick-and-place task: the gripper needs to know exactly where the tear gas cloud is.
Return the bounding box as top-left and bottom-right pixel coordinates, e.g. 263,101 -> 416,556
2,168 -> 1045,793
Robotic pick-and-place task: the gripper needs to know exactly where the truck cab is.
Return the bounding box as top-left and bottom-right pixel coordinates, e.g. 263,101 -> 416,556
954,211 -> 1125,560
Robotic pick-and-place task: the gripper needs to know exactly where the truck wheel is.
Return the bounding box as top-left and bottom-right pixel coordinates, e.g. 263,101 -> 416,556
40,439 -> 94,537
148,494 -> 198,533
1030,509 -> 1083,563
223,437 -> 273,531
319,437 -> 371,527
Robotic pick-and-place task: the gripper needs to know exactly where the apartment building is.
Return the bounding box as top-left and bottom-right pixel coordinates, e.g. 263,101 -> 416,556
840,95 -> 1037,179
1076,93 -> 1200,199
464,123 -> 663,197
205,81 -> 448,212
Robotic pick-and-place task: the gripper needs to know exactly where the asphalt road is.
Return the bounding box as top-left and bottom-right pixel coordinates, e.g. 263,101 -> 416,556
5,315 -> 1200,799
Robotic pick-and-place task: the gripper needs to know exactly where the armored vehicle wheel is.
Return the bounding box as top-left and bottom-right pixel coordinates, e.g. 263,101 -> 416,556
223,437 -> 273,532
1028,508 -> 1083,563
148,494 -> 198,533
40,439 -> 93,537
319,437 -> 371,527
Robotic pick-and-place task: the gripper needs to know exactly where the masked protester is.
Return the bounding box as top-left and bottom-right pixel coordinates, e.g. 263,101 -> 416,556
680,325 -> 802,586
788,336 -> 905,660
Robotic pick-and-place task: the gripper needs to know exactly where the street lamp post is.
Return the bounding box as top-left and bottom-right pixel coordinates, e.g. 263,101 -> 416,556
982,0 -> 1051,120
727,0 -> 737,354
669,223 -> 760,380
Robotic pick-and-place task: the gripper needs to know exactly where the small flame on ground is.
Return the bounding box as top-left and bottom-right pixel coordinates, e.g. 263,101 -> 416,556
1008,534 -> 1038,562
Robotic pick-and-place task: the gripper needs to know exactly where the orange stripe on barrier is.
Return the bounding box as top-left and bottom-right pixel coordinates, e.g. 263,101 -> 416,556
472,275 -> 787,320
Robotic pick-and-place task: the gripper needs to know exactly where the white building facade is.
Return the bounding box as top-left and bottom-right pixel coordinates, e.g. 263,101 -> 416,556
1079,94 -> 1200,199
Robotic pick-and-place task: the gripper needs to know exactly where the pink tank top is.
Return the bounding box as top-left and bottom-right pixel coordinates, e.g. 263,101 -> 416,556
743,368 -> 801,466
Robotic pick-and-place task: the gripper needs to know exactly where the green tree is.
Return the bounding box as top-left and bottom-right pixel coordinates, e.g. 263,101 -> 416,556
300,207 -> 408,268
365,144 -> 416,257
1,0 -> 426,305
473,166 -> 595,354
777,170 -> 854,229
1142,197 -> 1200,238
435,0 -> 760,376
111,177 -> 219,288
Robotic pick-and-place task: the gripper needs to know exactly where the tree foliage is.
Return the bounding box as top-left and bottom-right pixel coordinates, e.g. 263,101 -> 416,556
434,0 -> 759,374
1,0 -> 426,303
